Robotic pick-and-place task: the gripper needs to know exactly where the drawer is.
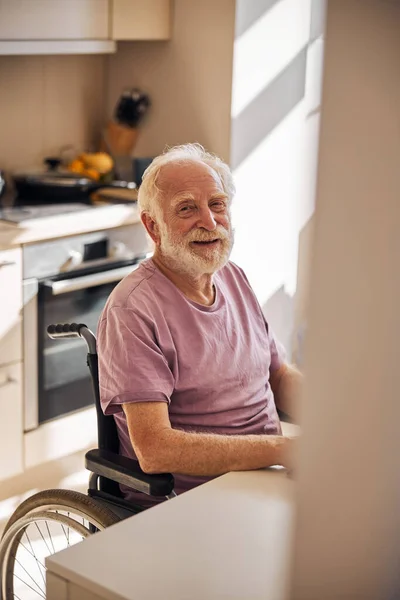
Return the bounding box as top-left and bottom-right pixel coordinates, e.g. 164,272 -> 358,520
0,248 -> 22,366
0,362 -> 23,481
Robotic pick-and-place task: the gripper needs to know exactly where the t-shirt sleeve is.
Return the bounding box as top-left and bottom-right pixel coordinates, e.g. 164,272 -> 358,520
264,319 -> 286,373
97,306 -> 175,415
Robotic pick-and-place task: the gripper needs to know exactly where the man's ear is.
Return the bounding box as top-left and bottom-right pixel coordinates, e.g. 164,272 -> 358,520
141,212 -> 161,246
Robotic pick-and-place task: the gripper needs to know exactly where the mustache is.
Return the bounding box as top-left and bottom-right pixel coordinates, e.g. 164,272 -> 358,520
186,227 -> 230,243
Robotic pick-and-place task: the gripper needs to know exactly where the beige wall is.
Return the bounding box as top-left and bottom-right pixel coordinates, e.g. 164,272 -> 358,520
0,54 -> 106,171
105,0 -> 235,163
0,1 -> 235,174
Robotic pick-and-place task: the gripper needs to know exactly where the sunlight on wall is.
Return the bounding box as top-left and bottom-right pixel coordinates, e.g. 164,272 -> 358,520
231,104 -> 306,300
230,0 -> 324,359
232,0 -> 312,118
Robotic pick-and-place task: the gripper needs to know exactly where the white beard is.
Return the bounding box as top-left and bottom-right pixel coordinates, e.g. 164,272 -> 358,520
157,221 -> 234,277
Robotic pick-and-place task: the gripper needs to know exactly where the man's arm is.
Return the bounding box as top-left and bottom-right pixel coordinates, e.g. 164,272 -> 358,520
123,402 -> 294,476
269,363 -> 303,421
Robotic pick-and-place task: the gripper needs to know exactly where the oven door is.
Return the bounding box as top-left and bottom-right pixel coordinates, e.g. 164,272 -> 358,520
34,261 -> 140,427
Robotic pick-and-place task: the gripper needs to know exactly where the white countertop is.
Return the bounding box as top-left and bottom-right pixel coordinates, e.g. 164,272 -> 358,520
0,203 -> 141,249
46,468 -> 295,600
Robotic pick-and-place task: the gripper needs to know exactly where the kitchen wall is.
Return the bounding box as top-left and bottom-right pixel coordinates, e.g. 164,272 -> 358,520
0,54 -> 106,171
0,0 -> 322,363
230,0 -> 325,360
105,0 -> 236,163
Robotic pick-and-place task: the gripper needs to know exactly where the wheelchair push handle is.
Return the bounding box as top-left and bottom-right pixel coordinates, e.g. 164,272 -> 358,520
47,322 -> 97,354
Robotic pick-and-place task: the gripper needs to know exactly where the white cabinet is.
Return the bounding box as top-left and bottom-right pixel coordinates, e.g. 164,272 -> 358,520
0,248 -> 23,481
0,248 -> 22,367
0,362 -> 23,481
0,0 -> 172,55
111,0 -> 171,41
0,0 -> 115,55
0,0 -> 109,40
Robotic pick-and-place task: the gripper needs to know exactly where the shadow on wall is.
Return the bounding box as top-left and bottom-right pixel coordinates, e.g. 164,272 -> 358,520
231,46 -> 307,170
262,214 -> 314,367
235,0 -> 283,38
262,286 -> 294,359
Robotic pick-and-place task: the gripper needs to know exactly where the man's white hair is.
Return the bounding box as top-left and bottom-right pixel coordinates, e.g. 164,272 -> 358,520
137,143 -> 235,220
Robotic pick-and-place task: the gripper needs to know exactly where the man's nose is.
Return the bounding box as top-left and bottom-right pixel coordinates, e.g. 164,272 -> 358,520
197,207 -> 217,230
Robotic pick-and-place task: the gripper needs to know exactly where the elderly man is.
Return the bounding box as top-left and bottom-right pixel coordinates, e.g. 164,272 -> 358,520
98,143 -> 302,508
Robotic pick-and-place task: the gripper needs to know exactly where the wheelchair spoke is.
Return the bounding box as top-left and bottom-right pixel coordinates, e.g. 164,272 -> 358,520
19,541 -> 46,585
44,521 -> 56,555
59,521 -> 70,546
56,509 -> 71,547
22,529 -> 46,586
34,522 -> 52,556
14,558 -> 46,598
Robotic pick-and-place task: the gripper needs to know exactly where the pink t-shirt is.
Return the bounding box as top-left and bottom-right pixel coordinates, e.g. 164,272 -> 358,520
97,259 -> 284,508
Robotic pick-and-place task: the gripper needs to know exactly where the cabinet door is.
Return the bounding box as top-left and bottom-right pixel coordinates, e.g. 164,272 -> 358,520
112,0 -> 171,40
0,248 -> 22,367
0,0 -> 109,40
0,362 -> 23,481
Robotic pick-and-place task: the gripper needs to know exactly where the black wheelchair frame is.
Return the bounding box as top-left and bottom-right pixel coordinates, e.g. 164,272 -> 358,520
47,322 -> 176,516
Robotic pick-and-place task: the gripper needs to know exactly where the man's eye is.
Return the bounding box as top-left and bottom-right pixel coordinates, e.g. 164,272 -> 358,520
211,201 -> 226,210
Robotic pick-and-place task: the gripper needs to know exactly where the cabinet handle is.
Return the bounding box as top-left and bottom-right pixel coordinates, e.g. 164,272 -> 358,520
0,261 -> 16,269
0,377 -> 16,389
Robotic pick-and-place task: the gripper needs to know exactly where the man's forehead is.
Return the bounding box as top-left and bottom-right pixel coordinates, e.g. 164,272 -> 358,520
157,161 -> 223,195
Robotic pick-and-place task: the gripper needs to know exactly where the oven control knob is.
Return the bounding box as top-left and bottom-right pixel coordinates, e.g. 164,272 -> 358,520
60,250 -> 83,272
109,242 -> 131,259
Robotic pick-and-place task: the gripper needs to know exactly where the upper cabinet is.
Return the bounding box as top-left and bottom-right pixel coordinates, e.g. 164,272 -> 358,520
0,0 -> 109,40
112,0 -> 171,41
0,0 -> 171,55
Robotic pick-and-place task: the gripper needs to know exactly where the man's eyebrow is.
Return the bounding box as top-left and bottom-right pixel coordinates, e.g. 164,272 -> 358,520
209,192 -> 228,200
171,192 -> 195,204
170,191 -> 228,205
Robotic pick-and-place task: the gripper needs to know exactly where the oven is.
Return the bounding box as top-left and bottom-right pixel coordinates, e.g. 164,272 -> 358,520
22,224 -> 150,431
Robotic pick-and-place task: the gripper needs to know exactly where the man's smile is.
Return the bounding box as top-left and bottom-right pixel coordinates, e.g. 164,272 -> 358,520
190,239 -> 221,248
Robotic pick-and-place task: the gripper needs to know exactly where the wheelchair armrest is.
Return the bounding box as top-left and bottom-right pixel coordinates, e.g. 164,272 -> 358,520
85,449 -> 175,497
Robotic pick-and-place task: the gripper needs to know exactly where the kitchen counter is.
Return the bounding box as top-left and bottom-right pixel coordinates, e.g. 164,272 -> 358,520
46,468 -> 295,600
0,203 -> 141,249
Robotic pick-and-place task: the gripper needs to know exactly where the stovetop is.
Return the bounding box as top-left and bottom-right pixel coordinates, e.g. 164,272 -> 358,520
0,202 -> 96,224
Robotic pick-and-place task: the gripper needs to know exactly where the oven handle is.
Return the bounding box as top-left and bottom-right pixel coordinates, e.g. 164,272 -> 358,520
45,263 -> 140,296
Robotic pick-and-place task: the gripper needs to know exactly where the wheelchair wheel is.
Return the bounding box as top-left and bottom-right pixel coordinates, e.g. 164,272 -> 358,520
0,489 -> 120,600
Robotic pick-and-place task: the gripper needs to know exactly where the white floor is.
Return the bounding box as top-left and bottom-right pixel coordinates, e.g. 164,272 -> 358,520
0,448 -> 91,537
0,449 -> 96,599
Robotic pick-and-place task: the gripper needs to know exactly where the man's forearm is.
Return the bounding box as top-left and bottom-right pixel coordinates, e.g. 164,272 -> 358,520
137,429 -> 292,476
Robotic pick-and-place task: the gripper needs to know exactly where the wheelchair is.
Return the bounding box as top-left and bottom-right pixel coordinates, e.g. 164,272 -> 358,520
0,323 -> 176,600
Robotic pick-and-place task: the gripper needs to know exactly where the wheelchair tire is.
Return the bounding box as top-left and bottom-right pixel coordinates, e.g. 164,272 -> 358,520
0,488 -> 120,600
